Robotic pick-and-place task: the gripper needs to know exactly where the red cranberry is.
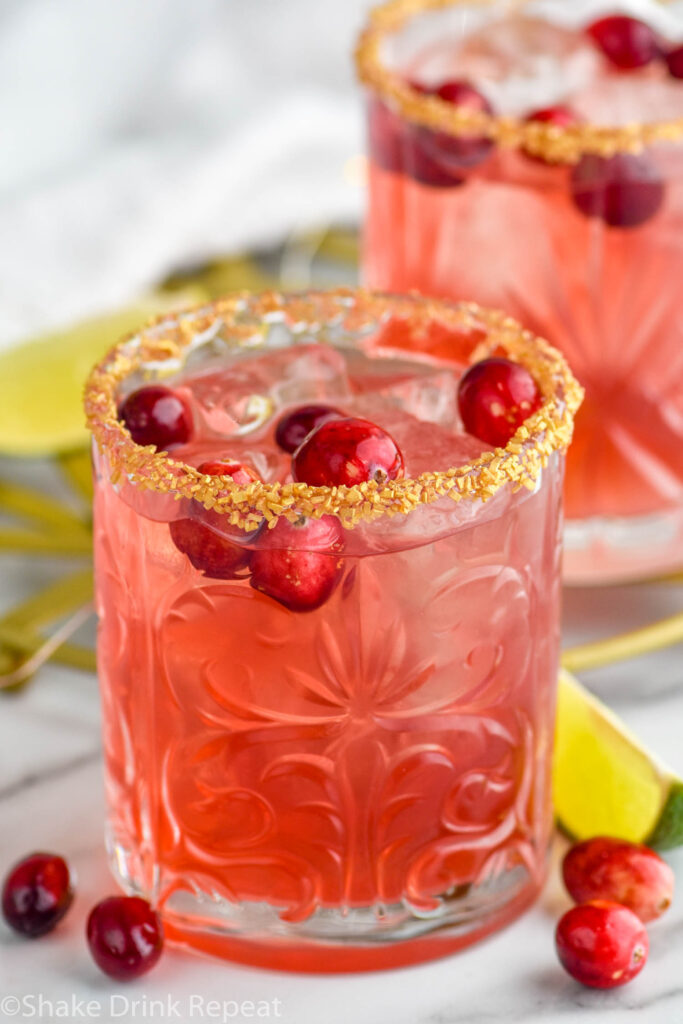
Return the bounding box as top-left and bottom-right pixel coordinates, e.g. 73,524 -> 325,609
405,80 -> 493,188
587,15 -> 660,70
457,357 -> 542,448
555,901 -> 648,989
118,385 -> 192,450
403,139 -> 466,188
250,515 -> 344,612
665,45 -> 683,79
87,896 -> 163,981
2,852 -> 73,937
523,106 -> 579,163
431,80 -> 494,168
275,404 -> 345,454
571,153 -> 664,228
170,460 -> 260,579
196,459 -> 258,483
293,417 -> 404,487
525,105 -> 578,129
563,837 -> 674,923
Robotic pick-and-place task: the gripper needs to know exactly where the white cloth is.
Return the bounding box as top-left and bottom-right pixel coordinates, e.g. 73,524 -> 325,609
1,0 -> 682,350
0,0 -> 371,348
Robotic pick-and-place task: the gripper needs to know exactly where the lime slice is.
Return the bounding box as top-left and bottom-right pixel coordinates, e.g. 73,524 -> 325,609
0,288 -> 207,457
555,670 -> 683,850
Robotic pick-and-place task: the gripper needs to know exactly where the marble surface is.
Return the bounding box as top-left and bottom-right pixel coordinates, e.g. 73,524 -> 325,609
1,459 -> 682,1024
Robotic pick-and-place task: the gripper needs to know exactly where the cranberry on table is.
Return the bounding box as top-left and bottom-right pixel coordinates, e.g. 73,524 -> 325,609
170,460 -> 260,579
118,385 -> 192,450
275,404 -> 345,454
587,15 -> 660,70
570,153 -> 664,229
293,417 -> 404,487
555,900 -> 648,989
2,852 -> 73,937
250,515 -> 344,612
563,837 -> 674,923
87,896 -> 163,981
666,45 -> 683,79
457,357 -> 542,448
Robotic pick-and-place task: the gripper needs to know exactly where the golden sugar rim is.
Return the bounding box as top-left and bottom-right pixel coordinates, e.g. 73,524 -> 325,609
83,289 -> 583,531
355,0 -> 683,164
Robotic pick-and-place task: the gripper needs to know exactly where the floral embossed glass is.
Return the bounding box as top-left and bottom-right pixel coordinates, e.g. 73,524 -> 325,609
85,290 -> 581,971
357,0 -> 683,583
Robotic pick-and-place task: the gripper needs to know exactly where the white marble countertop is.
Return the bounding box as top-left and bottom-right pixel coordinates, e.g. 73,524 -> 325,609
1,459 -> 682,1024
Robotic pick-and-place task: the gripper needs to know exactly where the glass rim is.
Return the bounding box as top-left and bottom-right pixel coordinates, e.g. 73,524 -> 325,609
83,288 -> 583,532
355,0 -> 683,165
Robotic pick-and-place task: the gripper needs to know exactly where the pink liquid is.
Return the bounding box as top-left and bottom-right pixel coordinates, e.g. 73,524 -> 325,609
92,313 -> 564,970
363,11 -> 683,582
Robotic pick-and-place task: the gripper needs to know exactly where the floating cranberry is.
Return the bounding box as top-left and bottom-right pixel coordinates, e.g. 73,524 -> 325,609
555,900 -> 648,989
196,459 -> 258,483
170,460 -> 260,579
250,515 -> 344,612
402,139 -> 466,188
525,105 -> 578,129
666,45 -> 683,79
405,79 -> 494,188
571,153 -> 664,228
457,357 -> 542,448
170,518 -> 251,579
523,105 -> 579,163
293,417 -> 404,487
118,385 -> 192,450
587,15 -> 659,70
2,852 -> 73,937
431,80 -> 494,168
87,896 -> 163,981
563,837 -> 674,923
275,404 -> 345,454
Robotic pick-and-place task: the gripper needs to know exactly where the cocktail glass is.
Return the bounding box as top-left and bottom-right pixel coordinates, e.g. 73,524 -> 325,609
84,289 -> 581,970
357,0 -> 683,583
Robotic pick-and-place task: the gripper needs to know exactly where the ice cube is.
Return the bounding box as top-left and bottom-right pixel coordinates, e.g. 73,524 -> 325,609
574,66 -> 683,127
390,416 -> 491,477
343,348 -> 460,428
179,343 -> 352,439
452,16 -> 602,115
344,402 -> 490,477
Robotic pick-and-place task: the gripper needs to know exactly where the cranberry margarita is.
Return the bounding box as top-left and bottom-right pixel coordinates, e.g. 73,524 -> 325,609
85,291 -> 580,970
358,0 -> 683,582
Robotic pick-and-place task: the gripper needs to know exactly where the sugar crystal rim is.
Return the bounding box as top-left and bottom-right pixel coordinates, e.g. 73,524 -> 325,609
83,289 -> 583,530
355,0 -> 683,164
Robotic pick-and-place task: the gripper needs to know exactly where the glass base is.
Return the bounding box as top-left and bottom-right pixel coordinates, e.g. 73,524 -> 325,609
107,832 -> 544,972
563,506 -> 683,585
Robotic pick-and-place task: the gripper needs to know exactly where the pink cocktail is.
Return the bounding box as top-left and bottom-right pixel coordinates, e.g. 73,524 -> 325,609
358,0 -> 683,583
85,290 -> 580,971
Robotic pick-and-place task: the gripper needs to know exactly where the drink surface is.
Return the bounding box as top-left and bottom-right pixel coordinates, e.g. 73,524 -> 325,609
363,3 -> 683,580
92,322 -> 563,968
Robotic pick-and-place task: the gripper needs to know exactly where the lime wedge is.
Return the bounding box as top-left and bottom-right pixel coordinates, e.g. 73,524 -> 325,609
0,288 -> 207,457
555,670 -> 683,850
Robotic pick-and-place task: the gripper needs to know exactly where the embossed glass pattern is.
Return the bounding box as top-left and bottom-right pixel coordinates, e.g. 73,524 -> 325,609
89,292 -> 571,971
